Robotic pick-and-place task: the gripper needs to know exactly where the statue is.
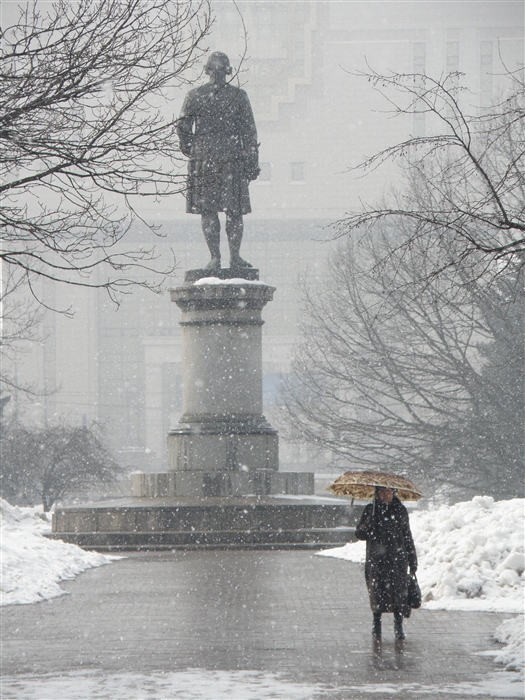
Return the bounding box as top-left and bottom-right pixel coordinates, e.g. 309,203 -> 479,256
177,52 -> 260,271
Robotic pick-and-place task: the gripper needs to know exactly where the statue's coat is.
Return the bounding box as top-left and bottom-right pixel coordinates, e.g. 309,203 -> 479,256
177,83 -> 259,216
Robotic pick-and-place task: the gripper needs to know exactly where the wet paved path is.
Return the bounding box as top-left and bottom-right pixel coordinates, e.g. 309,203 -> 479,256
1,551 -> 520,699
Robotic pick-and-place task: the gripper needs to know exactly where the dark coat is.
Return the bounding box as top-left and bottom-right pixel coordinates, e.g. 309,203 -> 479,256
355,497 -> 418,617
177,83 -> 259,216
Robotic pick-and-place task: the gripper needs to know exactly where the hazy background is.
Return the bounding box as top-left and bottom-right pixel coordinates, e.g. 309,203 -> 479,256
5,0 -> 523,476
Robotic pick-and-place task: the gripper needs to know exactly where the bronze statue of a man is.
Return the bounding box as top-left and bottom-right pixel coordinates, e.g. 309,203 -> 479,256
177,52 -> 260,270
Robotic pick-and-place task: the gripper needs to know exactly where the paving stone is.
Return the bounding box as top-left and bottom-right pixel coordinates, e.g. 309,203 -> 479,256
0,551 -> 519,699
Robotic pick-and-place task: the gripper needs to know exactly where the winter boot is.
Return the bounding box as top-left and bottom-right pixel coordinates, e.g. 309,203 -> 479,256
372,613 -> 382,638
394,612 -> 405,640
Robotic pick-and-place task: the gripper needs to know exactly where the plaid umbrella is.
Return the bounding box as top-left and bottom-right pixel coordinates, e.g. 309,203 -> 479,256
327,470 -> 424,501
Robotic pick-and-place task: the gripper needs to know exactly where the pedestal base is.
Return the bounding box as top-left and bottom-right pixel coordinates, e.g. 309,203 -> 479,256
48,496 -> 364,551
167,427 -> 279,473
131,470 -> 313,498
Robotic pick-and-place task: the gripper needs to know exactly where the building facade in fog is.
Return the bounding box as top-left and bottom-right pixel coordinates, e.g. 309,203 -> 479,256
11,1 -> 524,471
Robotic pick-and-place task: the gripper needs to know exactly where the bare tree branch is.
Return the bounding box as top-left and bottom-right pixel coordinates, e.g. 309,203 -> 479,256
279,230 -> 524,500
0,0 -> 212,299
336,68 -> 525,282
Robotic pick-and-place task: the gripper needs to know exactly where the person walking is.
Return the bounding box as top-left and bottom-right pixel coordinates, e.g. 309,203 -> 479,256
355,486 -> 418,640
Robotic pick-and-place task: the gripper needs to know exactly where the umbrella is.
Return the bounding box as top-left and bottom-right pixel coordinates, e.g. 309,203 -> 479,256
327,470 -> 424,502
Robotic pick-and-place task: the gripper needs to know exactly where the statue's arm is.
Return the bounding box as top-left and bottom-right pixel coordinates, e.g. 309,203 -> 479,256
177,92 -> 196,158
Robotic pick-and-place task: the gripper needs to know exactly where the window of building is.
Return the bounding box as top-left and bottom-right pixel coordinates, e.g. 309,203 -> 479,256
413,42 -> 426,74
480,41 -> 493,108
446,43 -> 460,117
447,42 -> 460,73
291,162 -> 305,182
219,6 -> 240,41
254,3 -> 274,42
413,43 -> 426,137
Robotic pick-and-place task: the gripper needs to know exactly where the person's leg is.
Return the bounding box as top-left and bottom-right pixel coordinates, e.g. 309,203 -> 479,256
201,213 -> 221,269
372,612 -> 382,638
394,610 -> 405,639
225,213 -> 252,268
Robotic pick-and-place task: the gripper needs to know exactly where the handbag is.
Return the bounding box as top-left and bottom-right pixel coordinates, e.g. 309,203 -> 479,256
408,574 -> 422,609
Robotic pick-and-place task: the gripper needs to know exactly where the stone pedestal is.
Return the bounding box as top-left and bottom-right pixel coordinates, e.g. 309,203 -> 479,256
50,268 -> 362,551
131,269 -> 313,498
169,273 -> 278,472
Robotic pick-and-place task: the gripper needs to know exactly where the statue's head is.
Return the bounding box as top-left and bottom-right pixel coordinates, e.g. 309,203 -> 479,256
204,52 -> 232,77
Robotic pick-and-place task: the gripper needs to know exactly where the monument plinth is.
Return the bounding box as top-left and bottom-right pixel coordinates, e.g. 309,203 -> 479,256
131,270 -> 313,498
49,270 -> 361,549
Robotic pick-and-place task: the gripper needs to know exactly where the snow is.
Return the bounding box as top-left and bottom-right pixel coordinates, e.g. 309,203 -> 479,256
494,616 -> 525,674
1,669 -> 522,699
0,669 -> 325,700
2,495 -> 523,688
0,499 -> 118,606
318,496 -> 525,677
193,277 -> 268,286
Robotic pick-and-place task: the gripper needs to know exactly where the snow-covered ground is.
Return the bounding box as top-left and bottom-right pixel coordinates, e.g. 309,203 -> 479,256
1,495 -> 523,696
319,496 -> 525,677
0,498 -> 117,606
2,669 -> 523,699
0,669 -> 329,699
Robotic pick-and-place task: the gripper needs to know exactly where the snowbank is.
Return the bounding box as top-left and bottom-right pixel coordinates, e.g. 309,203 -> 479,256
318,496 -> 524,676
1,499 -> 117,606
413,497 -> 524,613
493,616 -> 525,675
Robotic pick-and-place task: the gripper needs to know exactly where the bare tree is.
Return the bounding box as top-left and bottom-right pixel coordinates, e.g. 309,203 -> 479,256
336,68 -> 525,282
0,0 -> 212,302
279,230 -> 524,500
0,419 -> 124,511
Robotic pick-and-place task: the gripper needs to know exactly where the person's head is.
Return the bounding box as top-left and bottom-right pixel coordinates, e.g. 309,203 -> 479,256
204,52 -> 232,84
377,487 -> 395,503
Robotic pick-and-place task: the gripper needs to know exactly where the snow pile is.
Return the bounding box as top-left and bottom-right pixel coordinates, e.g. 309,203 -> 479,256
1,499 -> 116,606
413,496 -> 524,613
493,616 -> 525,676
319,496 -> 524,676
